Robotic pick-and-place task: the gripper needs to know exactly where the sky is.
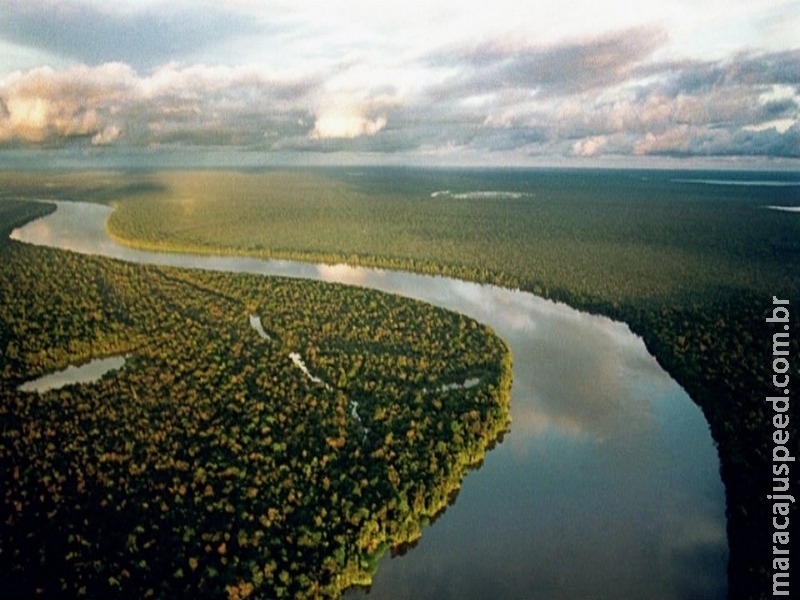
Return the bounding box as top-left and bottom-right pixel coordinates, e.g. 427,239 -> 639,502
0,0 -> 798,169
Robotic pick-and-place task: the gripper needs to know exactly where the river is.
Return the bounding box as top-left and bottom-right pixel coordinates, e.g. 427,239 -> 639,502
11,201 -> 727,599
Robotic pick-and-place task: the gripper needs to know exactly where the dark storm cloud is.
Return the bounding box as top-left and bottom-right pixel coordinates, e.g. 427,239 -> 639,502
0,0 -> 265,70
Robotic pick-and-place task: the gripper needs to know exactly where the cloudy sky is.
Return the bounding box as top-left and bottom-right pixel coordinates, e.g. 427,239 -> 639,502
1,0 -> 798,168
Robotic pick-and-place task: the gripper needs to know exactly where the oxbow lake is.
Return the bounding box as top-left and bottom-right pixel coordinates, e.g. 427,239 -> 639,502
12,201 -> 728,599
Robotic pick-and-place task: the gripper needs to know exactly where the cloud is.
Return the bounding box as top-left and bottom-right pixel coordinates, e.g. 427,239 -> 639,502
630,122 -> 800,159
638,50 -> 800,101
0,0 -> 265,70
311,108 -> 388,140
91,125 -> 122,146
0,8 -> 797,166
428,27 -> 668,100
530,50 -> 800,160
0,62 -> 320,147
633,126 -> 695,156
573,135 -> 608,157
0,63 -> 136,144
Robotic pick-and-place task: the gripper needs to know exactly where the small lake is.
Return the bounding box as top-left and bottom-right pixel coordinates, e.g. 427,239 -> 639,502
11,201 -> 727,599
18,355 -> 126,393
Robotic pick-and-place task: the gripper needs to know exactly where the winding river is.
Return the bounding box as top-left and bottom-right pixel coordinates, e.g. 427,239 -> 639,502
11,201 -> 727,599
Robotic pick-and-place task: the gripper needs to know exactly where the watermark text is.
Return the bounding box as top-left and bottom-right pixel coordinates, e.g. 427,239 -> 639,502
767,296 -> 792,596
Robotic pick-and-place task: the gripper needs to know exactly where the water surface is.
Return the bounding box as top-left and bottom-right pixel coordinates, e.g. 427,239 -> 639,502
11,201 -> 727,599
17,355 -> 126,393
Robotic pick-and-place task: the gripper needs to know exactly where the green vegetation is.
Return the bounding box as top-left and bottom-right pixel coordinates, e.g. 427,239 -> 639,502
102,169 -> 797,303
0,199 -> 512,598
2,167 -> 798,598
92,167 -> 798,600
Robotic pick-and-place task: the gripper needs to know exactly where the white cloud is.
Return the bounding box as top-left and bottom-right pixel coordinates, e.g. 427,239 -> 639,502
0,61 -> 318,146
634,127 -> 693,156
573,135 -> 608,157
744,120 -> 796,134
92,124 -> 123,145
312,110 -> 387,139
0,1 -> 798,164
0,64 -> 134,143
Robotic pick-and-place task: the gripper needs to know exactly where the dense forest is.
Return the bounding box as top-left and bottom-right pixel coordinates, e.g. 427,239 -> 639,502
0,199 -> 512,598
2,167 -> 798,598
92,167 -> 799,600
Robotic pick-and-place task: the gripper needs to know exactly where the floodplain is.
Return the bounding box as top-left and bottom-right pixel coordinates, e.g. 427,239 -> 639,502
1,167 -> 799,598
1,196 -> 511,598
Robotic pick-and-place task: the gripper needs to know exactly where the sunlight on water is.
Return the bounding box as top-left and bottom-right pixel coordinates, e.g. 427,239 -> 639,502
11,200 -> 728,599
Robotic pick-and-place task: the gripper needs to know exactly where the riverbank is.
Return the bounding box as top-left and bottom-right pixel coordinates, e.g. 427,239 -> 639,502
6,196 -> 727,598
0,200 -> 515,599
92,167 -> 800,598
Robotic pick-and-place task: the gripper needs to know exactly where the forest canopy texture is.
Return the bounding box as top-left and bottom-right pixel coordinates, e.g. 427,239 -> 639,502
2,167 -> 799,599
0,198 -> 511,599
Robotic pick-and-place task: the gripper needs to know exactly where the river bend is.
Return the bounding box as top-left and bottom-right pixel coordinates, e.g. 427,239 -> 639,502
11,201 -> 727,599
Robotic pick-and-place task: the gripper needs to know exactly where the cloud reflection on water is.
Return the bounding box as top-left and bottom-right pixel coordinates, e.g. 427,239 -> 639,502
11,200 -> 727,599
316,262 -> 380,286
